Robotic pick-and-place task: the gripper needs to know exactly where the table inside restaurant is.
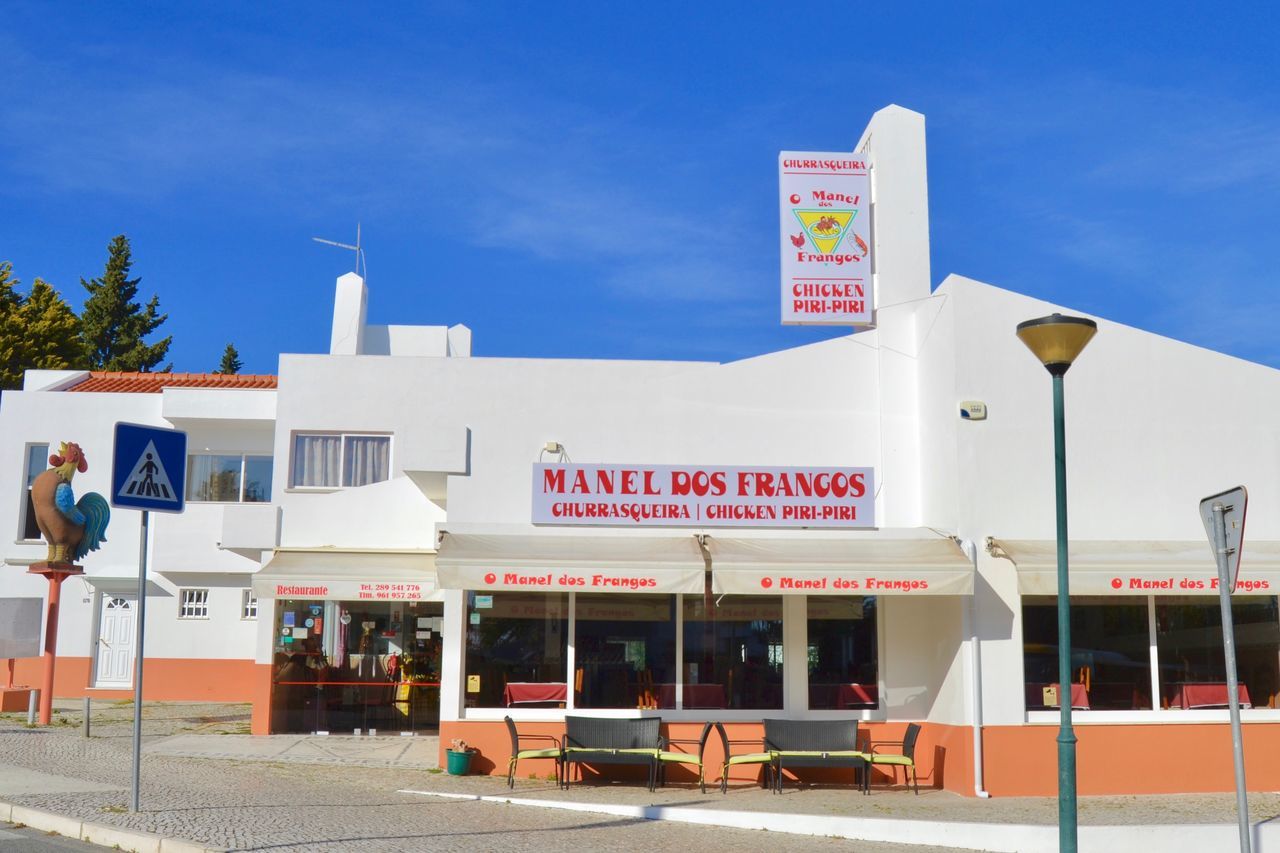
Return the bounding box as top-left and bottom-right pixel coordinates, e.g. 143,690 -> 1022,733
1165,682 -> 1251,709
503,682 -> 568,707
656,683 -> 726,709
807,683 -> 879,709
1026,682 -> 1090,710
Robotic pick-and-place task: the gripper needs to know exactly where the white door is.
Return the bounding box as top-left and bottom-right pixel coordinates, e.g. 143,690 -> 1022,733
95,594 -> 136,687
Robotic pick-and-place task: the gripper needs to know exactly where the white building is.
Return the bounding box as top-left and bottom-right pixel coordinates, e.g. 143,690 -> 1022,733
5,105 -> 1280,798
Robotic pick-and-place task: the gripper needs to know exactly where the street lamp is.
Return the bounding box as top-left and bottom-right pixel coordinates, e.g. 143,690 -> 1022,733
1016,312 -> 1097,853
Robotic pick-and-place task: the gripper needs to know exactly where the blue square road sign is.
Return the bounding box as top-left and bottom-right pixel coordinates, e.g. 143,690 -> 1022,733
111,422 -> 188,513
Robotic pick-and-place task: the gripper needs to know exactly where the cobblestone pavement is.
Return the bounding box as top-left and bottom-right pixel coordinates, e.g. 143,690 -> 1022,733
1,701 -> 1275,852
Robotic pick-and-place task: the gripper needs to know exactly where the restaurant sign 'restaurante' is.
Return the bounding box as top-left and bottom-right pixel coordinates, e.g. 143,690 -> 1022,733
531,463 -> 875,528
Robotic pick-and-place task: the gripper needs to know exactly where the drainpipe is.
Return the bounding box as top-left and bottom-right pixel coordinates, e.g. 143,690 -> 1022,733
961,538 -> 991,798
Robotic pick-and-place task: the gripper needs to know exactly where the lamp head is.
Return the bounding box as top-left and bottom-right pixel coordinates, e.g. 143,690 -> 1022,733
1016,313 -> 1097,376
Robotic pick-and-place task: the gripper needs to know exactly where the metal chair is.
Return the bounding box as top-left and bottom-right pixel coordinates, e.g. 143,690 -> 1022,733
866,722 -> 921,794
504,715 -> 562,789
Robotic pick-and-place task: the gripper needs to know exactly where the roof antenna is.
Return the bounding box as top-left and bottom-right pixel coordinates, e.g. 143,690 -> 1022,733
312,223 -> 367,281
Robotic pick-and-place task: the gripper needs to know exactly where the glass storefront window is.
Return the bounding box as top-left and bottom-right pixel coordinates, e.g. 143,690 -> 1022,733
1156,596 -> 1280,710
806,595 -> 878,710
465,592 -> 568,708
683,594 -> 782,710
271,598 -> 443,734
1022,596 -> 1153,711
575,594 -> 676,709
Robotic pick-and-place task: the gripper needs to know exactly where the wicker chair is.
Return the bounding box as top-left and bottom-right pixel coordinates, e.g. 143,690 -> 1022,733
562,716 -> 662,791
763,718 -> 865,793
504,715 -> 562,789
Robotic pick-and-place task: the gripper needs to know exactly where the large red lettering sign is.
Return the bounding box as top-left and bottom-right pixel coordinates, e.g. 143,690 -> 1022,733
532,464 -> 875,529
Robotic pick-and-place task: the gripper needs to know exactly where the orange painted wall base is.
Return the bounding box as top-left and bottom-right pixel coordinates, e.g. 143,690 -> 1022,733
12,656 -> 260,704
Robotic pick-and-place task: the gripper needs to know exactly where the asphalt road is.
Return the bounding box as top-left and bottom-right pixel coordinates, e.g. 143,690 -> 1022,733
0,824 -> 97,852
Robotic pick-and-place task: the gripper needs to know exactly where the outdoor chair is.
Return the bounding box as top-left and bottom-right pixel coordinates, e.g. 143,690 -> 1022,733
655,721 -> 714,791
866,722 -> 921,794
713,722 -> 775,794
504,715 -> 563,789
763,718 -> 865,793
562,716 -> 662,791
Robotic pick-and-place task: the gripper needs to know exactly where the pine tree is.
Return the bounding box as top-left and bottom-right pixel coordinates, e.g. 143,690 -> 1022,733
79,235 -> 172,372
0,266 -> 87,389
216,343 -> 243,375
19,278 -> 85,373
0,262 -> 26,389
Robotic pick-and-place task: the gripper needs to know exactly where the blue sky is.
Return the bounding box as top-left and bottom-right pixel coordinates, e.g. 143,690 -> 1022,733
2,3 -> 1278,374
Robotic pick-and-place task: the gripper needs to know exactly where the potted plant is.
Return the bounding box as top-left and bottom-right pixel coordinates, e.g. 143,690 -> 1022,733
446,737 -> 477,775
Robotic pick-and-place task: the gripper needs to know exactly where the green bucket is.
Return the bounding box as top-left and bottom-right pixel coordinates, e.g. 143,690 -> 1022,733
446,749 -> 474,776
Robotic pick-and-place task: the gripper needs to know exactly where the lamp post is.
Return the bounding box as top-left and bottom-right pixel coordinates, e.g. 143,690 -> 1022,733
1016,313 -> 1097,853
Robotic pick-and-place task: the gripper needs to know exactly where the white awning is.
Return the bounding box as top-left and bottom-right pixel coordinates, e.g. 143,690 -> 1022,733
435,532 -> 706,594
707,530 -> 973,595
252,550 -> 441,601
992,540 -> 1280,596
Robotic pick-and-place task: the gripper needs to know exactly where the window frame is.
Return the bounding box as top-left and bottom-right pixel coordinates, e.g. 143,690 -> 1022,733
185,452 -> 273,503
19,443 -> 49,543
178,588 -> 210,620
241,589 -> 258,621
288,431 -> 392,490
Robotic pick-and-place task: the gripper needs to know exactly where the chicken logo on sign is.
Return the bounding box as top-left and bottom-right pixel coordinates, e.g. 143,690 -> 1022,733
791,210 -> 868,256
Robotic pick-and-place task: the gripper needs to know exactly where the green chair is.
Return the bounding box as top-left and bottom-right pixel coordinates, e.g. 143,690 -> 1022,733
866,722 -> 921,794
713,722 -> 775,794
656,722 -> 714,792
504,715 -> 563,789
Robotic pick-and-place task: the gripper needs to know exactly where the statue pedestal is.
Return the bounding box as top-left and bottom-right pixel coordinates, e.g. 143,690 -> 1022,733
27,562 -> 84,725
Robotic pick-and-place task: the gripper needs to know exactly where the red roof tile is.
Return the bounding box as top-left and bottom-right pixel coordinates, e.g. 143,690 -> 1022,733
65,372 -> 278,393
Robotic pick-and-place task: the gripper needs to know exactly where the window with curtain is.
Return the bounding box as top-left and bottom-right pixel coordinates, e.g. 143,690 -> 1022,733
290,433 -> 390,488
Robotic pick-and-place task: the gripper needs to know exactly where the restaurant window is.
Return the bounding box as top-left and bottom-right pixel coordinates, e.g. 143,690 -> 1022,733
1156,596 -> 1280,710
575,594 -> 677,709
20,443 -> 48,541
186,453 -> 272,502
807,596 -> 878,710
683,594 -> 782,710
465,592 -> 568,709
290,433 -> 390,488
1023,596 -> 1154,711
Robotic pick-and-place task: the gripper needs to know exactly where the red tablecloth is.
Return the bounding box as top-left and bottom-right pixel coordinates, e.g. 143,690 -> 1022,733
503,682 -> 567,706
1166,683 -> 1251,709
836,684 -> 879,708
1026,683 -> 1090,710
656,684 -> 726,709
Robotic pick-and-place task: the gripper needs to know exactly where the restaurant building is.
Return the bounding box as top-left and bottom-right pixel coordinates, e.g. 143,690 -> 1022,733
4,106 -> 1280,797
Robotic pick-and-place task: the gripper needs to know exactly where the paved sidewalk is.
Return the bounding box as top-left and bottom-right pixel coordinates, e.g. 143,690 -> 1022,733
2,701 -> 1278,852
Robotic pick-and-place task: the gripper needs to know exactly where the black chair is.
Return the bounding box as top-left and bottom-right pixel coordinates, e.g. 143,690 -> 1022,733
866,722 -> 921,794
655,721 -> 714,791
503,715 -> 562,789
713,721 -> 775,794
562,716 -> 662,791
763,718 -> 865,793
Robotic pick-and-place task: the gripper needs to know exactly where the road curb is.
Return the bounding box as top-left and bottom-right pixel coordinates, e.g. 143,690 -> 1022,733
2,800 -> 226,853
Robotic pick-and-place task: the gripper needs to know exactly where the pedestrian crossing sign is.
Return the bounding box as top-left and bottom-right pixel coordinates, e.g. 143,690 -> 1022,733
111,422 -> 188,513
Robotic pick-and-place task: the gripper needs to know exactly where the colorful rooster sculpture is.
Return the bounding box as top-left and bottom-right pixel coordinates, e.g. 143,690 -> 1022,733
30,442 -> 110,564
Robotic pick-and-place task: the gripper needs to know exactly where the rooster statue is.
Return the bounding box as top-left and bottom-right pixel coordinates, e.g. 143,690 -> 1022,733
31,442 -> 110,564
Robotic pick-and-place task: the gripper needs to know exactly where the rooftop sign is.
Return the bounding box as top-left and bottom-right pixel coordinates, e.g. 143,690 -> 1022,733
779,151 -> 873,326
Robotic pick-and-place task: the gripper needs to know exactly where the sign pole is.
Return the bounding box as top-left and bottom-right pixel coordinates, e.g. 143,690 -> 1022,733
130,509 -> 149,814
1211,500 -> 1250,852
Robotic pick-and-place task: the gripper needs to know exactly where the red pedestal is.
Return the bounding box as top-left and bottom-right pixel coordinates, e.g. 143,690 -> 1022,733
27,561 -> 83,725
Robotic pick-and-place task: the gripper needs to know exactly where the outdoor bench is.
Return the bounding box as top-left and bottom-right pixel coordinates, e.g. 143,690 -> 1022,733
562,715 -> 662,791
763,718 -> 866,793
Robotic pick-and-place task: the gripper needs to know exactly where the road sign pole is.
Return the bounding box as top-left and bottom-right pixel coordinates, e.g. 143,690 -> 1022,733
1212,501 -> 1251,852
130,509 -> 149,814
